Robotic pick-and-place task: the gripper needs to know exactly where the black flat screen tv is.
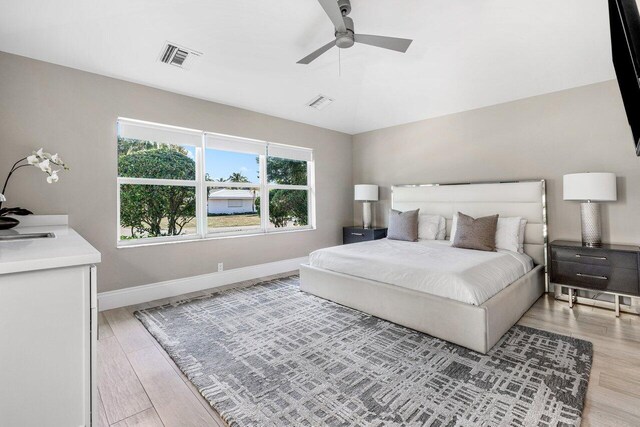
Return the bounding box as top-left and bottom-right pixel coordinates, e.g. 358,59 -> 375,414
610,0 -> 640,154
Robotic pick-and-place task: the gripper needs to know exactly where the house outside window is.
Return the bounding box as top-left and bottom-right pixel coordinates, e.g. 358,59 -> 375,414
116,118 -> 315,246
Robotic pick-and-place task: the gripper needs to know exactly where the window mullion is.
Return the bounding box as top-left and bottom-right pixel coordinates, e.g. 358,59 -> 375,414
308,159 -> 316,229
116,183 -> 122,245
197,134 -> 207,238
267,184 -> 310,191
206,181 -> 261,189
117,177 -> 196,187
260,153 -> 268,232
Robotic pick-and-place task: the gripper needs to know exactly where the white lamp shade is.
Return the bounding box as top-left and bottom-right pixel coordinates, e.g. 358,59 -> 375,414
563,173 -> 617,201
354,184 -> 379,201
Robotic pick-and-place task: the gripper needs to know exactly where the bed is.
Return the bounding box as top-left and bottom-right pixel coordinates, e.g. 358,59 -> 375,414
300,180 -> 547,354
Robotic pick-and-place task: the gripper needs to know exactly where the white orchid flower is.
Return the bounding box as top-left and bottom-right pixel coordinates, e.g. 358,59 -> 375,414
46,170 -> 59,184
0,193 -> 6,202
27,154 -> 39,165
35,148 -> 45,159
38,159 -> 51,173
49,153 -> 68,170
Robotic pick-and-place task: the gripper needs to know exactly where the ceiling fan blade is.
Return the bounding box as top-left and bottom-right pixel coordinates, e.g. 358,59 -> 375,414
317,0 -> 346,33
297,40 -> 336,64
354,34 -> 413,53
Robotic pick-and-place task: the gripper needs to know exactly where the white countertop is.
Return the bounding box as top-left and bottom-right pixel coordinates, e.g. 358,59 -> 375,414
0,225 -> 101,275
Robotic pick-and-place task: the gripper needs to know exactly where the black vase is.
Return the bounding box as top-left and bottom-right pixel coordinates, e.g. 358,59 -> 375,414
0,217 -> 19,230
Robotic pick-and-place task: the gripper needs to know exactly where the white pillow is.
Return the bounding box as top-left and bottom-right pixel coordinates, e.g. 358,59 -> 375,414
436,216 -> 446,240
418,214 -> 445,240
495,216 -> 523,253
449,212 -> 459,242
518,218 -> 528,253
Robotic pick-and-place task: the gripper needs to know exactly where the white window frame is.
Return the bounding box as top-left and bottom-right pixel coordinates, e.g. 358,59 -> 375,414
264,143 -> 315,233
116,118 -> 315,247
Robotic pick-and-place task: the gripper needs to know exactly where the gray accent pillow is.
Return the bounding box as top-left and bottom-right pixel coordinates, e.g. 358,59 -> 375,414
388,209 -> 419,242
452,212 -> 499,252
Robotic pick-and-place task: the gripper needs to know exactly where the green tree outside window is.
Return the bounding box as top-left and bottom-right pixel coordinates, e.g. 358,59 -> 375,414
118,138 -> 196,238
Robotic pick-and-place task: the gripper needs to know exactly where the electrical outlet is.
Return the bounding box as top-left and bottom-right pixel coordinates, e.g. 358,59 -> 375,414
218,262 -> 224,272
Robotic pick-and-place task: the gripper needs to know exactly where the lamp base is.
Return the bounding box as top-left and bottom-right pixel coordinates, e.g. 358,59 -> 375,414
362,201 -> 372,229
580,202 -> 602,247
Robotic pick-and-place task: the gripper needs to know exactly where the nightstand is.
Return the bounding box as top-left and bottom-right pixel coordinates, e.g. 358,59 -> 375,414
343,226 -> 387,244
550,240 -> 640,316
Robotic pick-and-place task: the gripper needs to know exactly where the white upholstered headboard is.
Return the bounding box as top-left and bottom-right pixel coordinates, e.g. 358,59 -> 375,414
391,180 -> 547,267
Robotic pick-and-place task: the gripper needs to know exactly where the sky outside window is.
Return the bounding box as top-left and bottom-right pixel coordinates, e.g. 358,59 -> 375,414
204,149 -> 260,183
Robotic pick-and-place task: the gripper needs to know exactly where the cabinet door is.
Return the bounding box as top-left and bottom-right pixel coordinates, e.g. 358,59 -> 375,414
0,266 -> 91,427
90,265 -> 97,427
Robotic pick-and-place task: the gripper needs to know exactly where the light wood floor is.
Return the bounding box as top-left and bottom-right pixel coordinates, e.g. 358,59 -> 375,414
97,276 -> 640,427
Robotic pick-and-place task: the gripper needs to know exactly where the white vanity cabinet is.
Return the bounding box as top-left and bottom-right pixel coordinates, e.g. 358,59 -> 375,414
0,223 -> 101,427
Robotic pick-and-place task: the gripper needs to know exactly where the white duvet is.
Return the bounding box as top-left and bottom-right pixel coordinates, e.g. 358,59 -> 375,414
308,239 -> 533,306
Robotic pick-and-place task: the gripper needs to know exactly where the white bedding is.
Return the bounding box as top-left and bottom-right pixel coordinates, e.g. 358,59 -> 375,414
308,239 -> 533,306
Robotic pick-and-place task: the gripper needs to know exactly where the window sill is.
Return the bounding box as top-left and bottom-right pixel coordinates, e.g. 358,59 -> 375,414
116,226 -> 316,249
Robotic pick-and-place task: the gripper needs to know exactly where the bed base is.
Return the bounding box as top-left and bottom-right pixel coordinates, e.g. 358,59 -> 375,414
300,264 -> 545,354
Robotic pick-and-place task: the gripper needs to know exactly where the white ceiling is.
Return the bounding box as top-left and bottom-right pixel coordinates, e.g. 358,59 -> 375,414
0,0 -> 614,134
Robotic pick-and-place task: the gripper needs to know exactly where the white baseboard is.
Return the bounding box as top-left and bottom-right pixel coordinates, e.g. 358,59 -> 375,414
98,256 -> 308,311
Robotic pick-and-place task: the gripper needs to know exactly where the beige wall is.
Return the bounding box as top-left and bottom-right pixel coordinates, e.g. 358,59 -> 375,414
353,80 -> 640,246
0,52 -> 353,292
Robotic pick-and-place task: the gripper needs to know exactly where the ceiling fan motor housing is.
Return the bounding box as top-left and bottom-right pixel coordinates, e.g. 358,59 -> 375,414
338,0 -> 352,16
335,16 -> 355,48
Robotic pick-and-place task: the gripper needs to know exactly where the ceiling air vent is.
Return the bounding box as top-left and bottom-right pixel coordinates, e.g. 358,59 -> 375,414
159,42 -> 202,69
307,95 -> 334,110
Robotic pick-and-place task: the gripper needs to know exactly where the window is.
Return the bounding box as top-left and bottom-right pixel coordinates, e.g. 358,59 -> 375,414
266,148 -> 311,230
117,118 -> 315,246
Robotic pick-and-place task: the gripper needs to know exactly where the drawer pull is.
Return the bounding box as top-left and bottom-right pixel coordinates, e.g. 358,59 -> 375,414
575,254 -> 607,260
350,232 -> 364,236
576,273 -> 608,280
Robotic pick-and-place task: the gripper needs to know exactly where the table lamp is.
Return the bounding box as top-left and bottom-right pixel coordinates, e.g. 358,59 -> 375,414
354,184 -> 379,229
563,172 -> 617,246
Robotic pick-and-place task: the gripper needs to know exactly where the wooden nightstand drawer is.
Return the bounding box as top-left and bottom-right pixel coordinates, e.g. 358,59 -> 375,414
343,227 -> 387,244
551,247 -> 638,269
344,229 -> 372,243
551,260 -> 639,295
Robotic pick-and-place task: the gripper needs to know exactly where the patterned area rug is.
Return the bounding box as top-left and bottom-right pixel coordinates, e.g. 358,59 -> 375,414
135,276 -> 592,427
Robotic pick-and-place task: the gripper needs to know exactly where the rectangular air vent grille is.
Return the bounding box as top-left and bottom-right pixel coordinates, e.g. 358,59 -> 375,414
159,42 -> 202,69
307,95 -> 334,110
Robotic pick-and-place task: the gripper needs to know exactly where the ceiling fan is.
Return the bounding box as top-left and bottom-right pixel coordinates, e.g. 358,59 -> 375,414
297,0 -> 413,64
